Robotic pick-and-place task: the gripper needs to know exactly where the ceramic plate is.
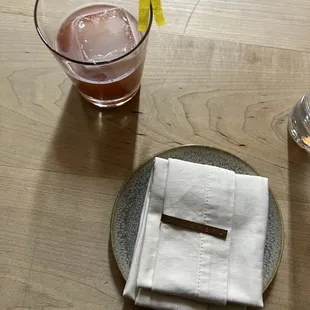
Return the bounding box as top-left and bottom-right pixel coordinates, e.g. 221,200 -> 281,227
110,145 -> 283,290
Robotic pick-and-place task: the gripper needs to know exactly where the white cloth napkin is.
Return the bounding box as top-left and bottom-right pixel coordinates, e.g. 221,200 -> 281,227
123,158 -> 269,310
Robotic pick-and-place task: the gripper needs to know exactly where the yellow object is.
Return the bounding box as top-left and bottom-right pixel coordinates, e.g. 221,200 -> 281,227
138,0 -> 166,32
302,136 -> 310,146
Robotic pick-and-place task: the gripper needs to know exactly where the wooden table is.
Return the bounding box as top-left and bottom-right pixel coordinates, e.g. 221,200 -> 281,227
1,0 -> 310,309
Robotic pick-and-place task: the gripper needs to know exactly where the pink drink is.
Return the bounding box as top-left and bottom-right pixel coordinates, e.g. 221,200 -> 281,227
55,4 -> 144,105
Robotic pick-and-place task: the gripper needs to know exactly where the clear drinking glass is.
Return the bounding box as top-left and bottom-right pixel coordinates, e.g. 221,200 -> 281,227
34,0 -> 152,107
288,93 -> 310,152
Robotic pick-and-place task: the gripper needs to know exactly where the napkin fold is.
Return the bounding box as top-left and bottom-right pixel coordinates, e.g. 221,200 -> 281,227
124,157 -> 269,310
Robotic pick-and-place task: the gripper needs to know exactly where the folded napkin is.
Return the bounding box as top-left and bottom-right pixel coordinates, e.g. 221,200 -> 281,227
124,158 -> 269,310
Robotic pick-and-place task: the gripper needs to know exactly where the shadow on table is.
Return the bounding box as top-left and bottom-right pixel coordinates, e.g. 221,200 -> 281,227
50,86 -> 142,179
27,86 -> 143,307
108,241 -> 148,310
57,87 -> 145,309
287,136 -> 310,309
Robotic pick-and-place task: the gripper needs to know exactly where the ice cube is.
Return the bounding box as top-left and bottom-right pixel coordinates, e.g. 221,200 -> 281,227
73,7 -> 139,63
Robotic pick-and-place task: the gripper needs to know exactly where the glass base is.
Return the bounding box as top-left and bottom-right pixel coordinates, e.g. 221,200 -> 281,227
288,98 -> 310,153
79,85 -> 140,108
288,118 -> 310,152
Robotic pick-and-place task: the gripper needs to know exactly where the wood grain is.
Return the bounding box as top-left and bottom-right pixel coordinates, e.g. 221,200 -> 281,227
1,0 -> 310,309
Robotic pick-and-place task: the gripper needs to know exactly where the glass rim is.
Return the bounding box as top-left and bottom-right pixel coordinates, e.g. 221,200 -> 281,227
34,1 -> 153,66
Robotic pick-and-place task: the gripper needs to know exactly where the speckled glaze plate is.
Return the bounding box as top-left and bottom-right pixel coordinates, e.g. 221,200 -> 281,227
110,145 -> 283,290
